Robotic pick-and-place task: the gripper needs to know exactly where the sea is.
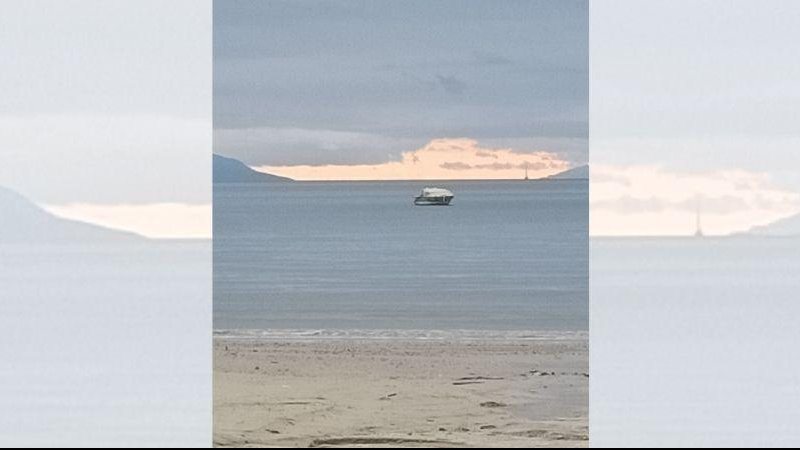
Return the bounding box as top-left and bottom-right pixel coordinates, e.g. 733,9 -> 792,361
213,180 -> 589,334
591,236 -> 800,446
0,241 -> 211,447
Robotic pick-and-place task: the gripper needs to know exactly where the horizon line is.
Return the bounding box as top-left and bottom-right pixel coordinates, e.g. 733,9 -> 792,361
239,176 -> 589,183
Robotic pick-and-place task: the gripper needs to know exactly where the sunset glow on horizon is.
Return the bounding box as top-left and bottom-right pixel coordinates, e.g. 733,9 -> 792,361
254,138 -> 572,181
591,165 -> 800,236
45,203 -> 212,239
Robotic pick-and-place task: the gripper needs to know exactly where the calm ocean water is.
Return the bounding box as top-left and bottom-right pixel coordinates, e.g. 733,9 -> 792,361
591,236 -> 800,446
213,180 -> 588,332
0,242 -> 211,446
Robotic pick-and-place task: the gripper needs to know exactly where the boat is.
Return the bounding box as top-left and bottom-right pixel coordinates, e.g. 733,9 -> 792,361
414,187 -> 454,206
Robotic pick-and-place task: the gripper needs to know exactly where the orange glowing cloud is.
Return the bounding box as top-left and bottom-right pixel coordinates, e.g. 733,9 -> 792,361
255,138 -> 571,181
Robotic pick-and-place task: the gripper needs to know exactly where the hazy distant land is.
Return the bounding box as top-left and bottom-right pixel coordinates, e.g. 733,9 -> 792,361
213,154 -> 292,183
747,213 -> 800,237
0,186 -> 142,243
546,165 -> 589,180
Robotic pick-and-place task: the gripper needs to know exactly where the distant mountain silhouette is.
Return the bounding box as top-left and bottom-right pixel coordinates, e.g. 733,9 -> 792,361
0,186 -> 142,243
547,165 -> 589,180
213,154 -> 292,183
748,213 -> 800,237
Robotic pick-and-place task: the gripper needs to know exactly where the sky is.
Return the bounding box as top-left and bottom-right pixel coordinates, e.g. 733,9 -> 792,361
590,0 -> 800,236
214,0 -> 589,175
261,138 -> 570,181
0,0 -> 212,238
4,1 -> 795,237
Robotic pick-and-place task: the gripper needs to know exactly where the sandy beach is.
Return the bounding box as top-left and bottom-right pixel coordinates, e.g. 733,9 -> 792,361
214,335 -> 588,447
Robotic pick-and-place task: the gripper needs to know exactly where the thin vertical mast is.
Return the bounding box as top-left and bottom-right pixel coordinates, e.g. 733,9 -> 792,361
695,196 -> 703,237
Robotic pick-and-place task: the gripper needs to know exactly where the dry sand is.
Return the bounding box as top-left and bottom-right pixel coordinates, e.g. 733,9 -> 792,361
214,336 -> 588,448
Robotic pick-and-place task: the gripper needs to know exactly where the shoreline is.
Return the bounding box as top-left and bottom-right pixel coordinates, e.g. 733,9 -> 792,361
213,329 -> 588,343
214,334 -> 588,447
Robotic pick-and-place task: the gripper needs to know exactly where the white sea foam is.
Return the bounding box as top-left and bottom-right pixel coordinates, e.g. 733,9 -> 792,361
214,328 -> 587,342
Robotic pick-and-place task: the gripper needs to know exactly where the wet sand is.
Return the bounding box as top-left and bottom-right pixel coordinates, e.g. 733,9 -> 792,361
214,336 -> 588,448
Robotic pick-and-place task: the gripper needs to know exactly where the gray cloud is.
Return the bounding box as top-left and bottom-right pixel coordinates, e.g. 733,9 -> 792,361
214,126 -> 421,166
440,162 -> 473,171
0,0 -> 210,204
214,0 -> 589,165
592,1 -> 800,197
439,160 -> 554,172
436,75 -> 467,95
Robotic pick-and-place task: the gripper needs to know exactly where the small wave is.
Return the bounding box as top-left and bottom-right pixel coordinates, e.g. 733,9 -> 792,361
213,328 -> 587,342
